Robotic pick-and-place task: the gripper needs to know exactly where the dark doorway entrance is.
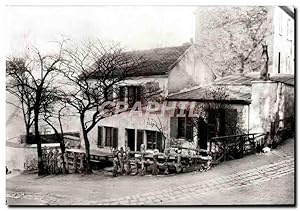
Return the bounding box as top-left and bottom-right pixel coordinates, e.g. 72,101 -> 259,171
198,117 -> 208,150
127,129 -> 135,151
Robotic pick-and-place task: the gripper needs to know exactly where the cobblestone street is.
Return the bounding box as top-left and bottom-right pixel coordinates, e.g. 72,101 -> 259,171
6,138 -> 295,206
93,158 -> 294,205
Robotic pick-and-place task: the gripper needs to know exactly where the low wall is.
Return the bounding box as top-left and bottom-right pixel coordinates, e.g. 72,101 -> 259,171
6,143 -> 61,171
250,81 -> 294,134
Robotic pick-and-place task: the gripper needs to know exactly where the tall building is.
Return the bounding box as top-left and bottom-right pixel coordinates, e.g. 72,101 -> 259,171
195,6 -> 294,76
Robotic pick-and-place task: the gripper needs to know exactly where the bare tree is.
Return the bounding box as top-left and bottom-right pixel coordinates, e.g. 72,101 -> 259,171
41,89 -> 69,174
6,40 -> 66,175
6,58 -> 35,143
196,6 -> 270,76
61,39 -> 150,173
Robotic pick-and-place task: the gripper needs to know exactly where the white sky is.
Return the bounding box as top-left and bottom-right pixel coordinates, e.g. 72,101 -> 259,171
5,6 -> 196,54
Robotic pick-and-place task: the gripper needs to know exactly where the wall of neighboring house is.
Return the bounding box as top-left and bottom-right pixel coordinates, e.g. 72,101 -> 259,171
249,81 -> 294,134
272,7 -> 294,74
82,75 -> 169,153
167,45 -> 216,95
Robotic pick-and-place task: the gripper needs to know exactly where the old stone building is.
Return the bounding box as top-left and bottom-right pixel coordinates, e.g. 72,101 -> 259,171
6,6 -> 295,171
84,44 -> 216,154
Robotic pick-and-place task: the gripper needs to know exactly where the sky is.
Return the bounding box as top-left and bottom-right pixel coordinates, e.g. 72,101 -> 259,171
5,6 -> 196,55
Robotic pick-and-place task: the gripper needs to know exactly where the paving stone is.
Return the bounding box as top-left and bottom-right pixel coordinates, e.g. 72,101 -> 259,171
95,158 -> 294,205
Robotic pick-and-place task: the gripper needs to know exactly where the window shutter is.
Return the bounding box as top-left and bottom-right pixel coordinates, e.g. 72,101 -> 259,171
98,126 -> 103,147
170,117 -> 178,138
113,128 -> 118,149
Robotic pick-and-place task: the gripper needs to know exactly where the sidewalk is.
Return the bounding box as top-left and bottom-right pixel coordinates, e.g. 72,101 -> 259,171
6,138 -> 295,205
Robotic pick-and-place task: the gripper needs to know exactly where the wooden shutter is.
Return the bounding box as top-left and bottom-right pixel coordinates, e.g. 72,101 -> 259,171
170,117 -> 178,138
97,126 -> 103,147
112,128 -> 118,148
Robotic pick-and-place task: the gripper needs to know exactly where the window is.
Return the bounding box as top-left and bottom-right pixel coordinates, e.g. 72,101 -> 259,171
177,117 -> 193,141
98,126 -> 118,148
279,14 -> 283,35
146,130 -> 163,152
118,86 -> 126,102
106,86 -> 114,101
207,108 -> 238,139
137,130 -> 144,151
118,86 -> 143,106
128,86 -> 142,107
105,127 -> 113,146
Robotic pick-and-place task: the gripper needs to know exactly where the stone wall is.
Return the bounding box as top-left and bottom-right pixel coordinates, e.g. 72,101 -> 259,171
249,81 -> 294,134
6,143 -> 61,171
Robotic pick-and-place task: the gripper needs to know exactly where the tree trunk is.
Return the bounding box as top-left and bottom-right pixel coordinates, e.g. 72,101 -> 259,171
25,125 -> 30,144
82,131 -> 93,174
59,136 -> 68,174
56,132 -> 68,174
34,109 -> 45,176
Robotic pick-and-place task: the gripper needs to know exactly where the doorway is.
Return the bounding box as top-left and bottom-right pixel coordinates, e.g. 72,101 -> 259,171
126,129 -> 135,151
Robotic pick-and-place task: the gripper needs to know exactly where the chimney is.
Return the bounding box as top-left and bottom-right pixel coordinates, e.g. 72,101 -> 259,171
260,44 -> 269,81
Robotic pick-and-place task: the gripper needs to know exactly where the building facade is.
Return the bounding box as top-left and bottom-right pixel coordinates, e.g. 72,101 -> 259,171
83,44 -> 216,153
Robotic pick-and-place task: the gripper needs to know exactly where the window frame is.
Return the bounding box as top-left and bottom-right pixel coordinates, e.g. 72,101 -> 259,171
98,126 -> 119,148
177,116 -> 193,141
145,130 -> 163,152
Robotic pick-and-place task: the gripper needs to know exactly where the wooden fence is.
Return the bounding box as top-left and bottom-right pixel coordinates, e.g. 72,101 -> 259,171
208,133 -> 265,164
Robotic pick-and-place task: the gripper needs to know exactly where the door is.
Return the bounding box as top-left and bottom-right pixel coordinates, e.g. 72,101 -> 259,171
127,129 -> 135,151
198,117 -> 208,150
